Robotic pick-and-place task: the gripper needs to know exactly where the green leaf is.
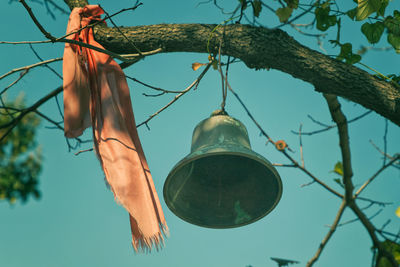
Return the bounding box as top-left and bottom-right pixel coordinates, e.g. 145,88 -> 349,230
315,5 -> 337,31
276,7 -> 293,23
361,22 -> 384,44
356,0 -> 382,21
388,33 -> 400,53
211,59 -> 218,70
346,8 -> 357,20
252,0 -> 262,17
332,161 -> 344,176
337,43 -> 362,64
377,0 -> 389,17
376,240 -> 400,267
333,178 -> 344,188
384,14 -> 400,36
284,0 -> 299,9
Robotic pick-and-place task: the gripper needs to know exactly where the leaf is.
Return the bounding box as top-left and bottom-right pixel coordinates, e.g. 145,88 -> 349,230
252,0 -> 262,17
361,22 -> 384,44
396,206 -> 400,218
276,7 -> 293,23
315,5 -> 337,31
211,59 -> 218,70
377,0 -> 389,17
192,62 -> 206,71
356,0 -> 381,21
284,0 -> 299,9
337,43 -> 362,64
384,14 -> 400,36
388,33 -> 400,53
346,8 -> 357,20
376,240 -> 400,267
332,161 -> 344,176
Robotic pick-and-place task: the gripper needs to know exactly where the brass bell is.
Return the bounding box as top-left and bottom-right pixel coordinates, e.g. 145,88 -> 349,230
163,110 -> 282,228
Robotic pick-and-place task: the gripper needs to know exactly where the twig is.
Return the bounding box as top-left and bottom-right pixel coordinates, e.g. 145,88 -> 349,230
29,44 -> 62,80
369,140 -> 400,169
272,163 -> 297,167
19,0 -> 57,41
383,119 -> 388,166
301,180 -> 316,187
0,40 -> 52,44
356,197 -> 392,206
306,200 -> 346,267
299,123 -> 304,167
0,57 -> 62,82
227,83 -> 343,199
292,111 -> 373,136
100,4 -> 143,55
333,208 -> 382,228
0,86 -> 62,143
1,70 -> 29,95
75,148 -> 94,156
125,75 -> 185,94
19,0 -> 152,63
136,63 -> 212,128
354,155 -> 400,198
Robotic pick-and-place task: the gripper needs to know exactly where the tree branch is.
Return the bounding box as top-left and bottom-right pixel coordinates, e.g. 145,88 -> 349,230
324,93 -> 398,267
307,200 -> 346,267
91,23 -> 400,126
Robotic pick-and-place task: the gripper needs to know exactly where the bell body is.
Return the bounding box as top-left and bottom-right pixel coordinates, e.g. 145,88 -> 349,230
164,112 -> 282,228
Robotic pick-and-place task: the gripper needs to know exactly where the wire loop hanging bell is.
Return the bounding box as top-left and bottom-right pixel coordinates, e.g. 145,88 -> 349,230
163,110 -> 282,228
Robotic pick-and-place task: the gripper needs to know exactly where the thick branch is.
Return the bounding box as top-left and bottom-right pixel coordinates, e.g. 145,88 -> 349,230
92,23 -> 400,126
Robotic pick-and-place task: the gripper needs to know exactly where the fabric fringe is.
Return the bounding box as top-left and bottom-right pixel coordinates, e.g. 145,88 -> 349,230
131,222 -> 169,253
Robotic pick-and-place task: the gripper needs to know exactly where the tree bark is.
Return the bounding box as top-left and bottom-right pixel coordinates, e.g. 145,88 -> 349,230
64,0 -> 400,126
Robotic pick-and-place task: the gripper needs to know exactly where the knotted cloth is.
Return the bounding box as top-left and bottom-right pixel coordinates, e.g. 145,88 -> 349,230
62,5 -> 168,252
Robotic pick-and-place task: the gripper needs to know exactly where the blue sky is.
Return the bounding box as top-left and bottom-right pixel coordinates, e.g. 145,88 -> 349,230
0,1 -> 399,267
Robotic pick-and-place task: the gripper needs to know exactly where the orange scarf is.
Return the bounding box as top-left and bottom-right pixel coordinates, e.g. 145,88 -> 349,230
62,5 -> 168,252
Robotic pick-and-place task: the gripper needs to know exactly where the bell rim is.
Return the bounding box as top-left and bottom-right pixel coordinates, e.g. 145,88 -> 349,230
163,149 -> 283,229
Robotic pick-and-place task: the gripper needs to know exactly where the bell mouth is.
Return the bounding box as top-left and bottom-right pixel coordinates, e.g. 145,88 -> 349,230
163,148 -> 283,229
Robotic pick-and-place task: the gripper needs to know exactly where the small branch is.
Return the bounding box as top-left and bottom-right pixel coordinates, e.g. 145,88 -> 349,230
299,123 -> 305,168
227,82 -> 343,199
272,163 -> 297,167
1,69 -> 29,95
292,111 -> 372,136
333,208 -> 383,228
370,140 -> 400,169
323,94 -> 353,201
356,197 -> 392,206
354,155 -> 400,198
0,40 -> 52,45
0,57 -> 62,82
19,0 -> 57,41
306,200 -> 346,267
29,44 -> 63,80
383,119 -> 388,166
101,4 -> 143,55
19,0 -> 154,63
75,148 -> 94,156
0,86 -> 62,143
136,63 -> 212,128
324,93 -> 398,267
126,75 -> 185,94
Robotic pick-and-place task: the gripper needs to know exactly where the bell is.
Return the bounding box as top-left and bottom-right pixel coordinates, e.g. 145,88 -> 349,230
163,110 -> 282,228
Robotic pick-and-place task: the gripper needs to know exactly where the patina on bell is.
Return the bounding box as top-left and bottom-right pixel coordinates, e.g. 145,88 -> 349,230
163,110 -> 283,228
